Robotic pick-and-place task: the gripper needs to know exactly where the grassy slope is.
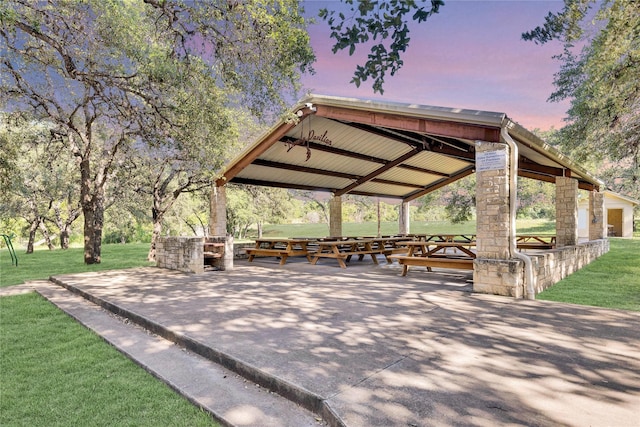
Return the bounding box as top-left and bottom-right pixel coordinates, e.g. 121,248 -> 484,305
0,292 -> 218,427
537,238 -> 640,311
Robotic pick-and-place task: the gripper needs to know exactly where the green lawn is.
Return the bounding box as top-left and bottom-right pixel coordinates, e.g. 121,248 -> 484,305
0,292 -> 218,427
1,243 -> 155,287
537,238 -> 640,311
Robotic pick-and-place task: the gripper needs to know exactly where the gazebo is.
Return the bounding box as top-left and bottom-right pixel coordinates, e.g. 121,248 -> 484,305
211,95 -> 609,299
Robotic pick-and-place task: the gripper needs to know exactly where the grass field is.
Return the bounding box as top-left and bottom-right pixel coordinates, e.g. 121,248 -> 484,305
0,292 -> 219,427
537,238 -> 640,311
0,243 -> 155,287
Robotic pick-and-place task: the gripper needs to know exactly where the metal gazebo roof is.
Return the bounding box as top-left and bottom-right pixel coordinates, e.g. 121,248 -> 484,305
218,94 -> 603,200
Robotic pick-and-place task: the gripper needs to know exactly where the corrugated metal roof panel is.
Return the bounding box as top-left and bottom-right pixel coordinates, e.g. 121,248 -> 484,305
376,168 -> 446,187
236,164 -> 352,189
354,181 -> 416,197
259,140 -> 380,177
403,151 -> 473,175
285,116 -> 413,160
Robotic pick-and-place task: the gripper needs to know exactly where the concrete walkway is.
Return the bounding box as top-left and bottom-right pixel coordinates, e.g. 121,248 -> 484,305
5,258 -> 640,426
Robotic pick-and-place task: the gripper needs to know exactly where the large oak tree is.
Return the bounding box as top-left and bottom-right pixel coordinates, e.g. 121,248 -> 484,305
523,0 -> 639,200
1,0 -> 314,263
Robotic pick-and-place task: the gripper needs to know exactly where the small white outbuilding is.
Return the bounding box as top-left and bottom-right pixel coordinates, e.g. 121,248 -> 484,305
579,191 -> 638,238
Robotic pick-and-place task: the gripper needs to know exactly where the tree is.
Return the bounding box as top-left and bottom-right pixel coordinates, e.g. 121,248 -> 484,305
1,0 -> 315,263
442,175 -> 476,224
319,0 -> 445,94
0,114 -> 80,252
225,185 -> 293,239
523,0 -> 640,201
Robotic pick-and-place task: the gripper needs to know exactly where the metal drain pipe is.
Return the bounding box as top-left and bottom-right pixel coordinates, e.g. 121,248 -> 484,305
501,125 -> 536,300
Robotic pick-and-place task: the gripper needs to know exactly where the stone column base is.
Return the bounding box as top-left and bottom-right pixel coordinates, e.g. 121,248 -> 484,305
473,258 -> 524,298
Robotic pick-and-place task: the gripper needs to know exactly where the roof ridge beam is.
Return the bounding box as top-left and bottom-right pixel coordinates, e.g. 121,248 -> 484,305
315,105 -> 501,142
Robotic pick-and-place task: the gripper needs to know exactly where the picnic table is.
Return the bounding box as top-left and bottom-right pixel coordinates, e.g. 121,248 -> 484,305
516,235 -> 556,250
311,238 -> 386,268
245,238 -> 313,265
389,240 -> 476,276
421,234 -> 476,243
369,236 -> 414,262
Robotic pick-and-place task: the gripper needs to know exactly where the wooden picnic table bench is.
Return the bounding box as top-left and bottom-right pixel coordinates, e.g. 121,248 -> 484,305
389,241 -> 476,276
311,238 -> 387,268
516,235 -> 556,250
421,234 -> 476,243
246,238 -> 313,265
368,236 -> 413,262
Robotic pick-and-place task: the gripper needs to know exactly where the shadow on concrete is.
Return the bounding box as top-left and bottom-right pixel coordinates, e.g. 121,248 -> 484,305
49,257 -> 640,426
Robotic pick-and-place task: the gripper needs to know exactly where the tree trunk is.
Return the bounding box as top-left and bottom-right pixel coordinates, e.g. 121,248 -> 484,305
54,204 -> 80,250
39,221 -> 54,250
82,197 -> 104,264
257,221 -> 263,238
60,227 -> 70,250
26,217 -> 38,254
148,207 -> 163,262
81,159 -> 104,264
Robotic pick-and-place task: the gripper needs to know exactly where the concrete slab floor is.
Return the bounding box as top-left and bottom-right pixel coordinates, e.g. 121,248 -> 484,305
34,258 -> 640,426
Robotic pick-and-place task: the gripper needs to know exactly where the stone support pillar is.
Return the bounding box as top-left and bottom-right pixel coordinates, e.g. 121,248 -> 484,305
588,191 -> 606,241
556,176 -> 579,247
399,201 -> 410,235
209,185 -> 234,270
329,195 -> 343,237
210,185 -> 227,237
474,142 -> 510,259
473,141 -> 524,298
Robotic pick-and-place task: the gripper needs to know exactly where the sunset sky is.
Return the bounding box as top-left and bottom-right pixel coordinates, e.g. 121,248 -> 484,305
301,0 -> 569,131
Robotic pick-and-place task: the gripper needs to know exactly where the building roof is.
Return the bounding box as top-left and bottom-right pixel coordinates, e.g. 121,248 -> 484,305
218,94 -> 604,200
603,191 -> 639,206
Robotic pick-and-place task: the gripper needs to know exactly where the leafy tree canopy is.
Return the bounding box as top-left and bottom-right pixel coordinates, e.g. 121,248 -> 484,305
319,0 -> 444,94
523,0 -> 639,198
0,0 -> 316,262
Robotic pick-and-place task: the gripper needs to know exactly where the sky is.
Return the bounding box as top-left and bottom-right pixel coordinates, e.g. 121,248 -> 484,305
300,0 -> 569,131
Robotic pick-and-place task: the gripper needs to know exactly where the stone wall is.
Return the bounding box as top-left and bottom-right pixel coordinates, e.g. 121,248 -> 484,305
528,239 -> 609,294
156,237 -> 205,274
156,236 -> 236,273
473,239 -> 609,298
473,258 -> 525,298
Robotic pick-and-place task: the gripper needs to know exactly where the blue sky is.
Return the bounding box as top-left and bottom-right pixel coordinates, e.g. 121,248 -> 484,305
301,0 -> 568,130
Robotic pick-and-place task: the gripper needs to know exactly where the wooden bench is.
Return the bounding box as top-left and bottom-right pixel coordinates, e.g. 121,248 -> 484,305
203,241 -> 224,268
516,235 -> 555,251
389,255 -> 474,276
245,247 -> 301,265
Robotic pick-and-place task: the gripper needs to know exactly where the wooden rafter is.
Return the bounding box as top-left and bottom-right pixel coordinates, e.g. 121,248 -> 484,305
404,166 -> 475,202
335,147 -> 425,196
